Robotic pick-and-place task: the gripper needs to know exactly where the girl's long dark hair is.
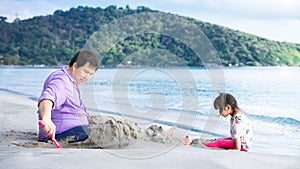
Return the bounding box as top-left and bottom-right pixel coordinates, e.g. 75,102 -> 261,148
214,93 -> 239,115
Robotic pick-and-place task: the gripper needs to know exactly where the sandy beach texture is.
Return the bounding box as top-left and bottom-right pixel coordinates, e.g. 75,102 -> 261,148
0,92 -> 299,169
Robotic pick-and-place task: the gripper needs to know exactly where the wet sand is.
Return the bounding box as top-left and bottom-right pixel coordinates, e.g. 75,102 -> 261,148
0,92 -> 299,169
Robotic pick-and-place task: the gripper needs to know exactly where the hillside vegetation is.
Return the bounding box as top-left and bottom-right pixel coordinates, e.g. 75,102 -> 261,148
0,5 -> 300,66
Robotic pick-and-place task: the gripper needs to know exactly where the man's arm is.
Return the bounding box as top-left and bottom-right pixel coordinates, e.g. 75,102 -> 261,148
39,99 -> 56,139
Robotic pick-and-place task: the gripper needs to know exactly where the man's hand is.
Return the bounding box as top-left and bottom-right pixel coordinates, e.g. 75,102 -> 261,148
41,119 -> 56,139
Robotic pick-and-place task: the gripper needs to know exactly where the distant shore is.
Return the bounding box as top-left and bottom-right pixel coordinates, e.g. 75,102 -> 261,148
1,64 -> 300,70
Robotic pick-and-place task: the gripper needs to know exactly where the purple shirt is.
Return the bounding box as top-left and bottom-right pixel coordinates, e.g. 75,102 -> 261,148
38,65 -> 90,141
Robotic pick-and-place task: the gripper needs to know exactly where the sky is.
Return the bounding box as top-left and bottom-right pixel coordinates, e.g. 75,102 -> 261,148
1,0 -> 300,43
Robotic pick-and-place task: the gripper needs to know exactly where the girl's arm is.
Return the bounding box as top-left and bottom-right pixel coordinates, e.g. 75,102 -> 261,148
234,137 -> 241,150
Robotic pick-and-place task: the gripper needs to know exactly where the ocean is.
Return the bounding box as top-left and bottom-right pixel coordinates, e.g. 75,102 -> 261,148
0,66 -> 299,156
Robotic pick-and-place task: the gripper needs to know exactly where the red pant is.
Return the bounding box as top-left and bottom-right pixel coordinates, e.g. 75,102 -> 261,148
204,137 -> 246,151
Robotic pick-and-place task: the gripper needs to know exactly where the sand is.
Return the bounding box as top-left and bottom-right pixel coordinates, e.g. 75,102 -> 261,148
0,92 -> 299,169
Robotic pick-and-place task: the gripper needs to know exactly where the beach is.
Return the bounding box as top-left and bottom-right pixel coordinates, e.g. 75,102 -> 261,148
0,92 -> 299,169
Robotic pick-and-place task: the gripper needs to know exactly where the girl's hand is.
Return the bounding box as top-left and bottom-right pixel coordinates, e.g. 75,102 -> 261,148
234,137 -> 242,150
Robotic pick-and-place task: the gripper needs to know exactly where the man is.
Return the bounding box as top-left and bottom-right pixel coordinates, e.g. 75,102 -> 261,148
38,50 -> 100,143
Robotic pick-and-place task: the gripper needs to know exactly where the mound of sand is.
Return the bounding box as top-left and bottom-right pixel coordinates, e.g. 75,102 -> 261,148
8,115 -> 180,149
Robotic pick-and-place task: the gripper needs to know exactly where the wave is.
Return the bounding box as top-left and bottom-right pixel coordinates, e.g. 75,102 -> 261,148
171,108 -> 300,129
248,114 -> 300,128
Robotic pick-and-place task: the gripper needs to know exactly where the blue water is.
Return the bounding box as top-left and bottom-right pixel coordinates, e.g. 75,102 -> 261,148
0,66 -> 299,156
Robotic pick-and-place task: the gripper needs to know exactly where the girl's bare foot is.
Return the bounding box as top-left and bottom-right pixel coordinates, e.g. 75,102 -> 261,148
166,126 -> 176,137
182,135 -> 192,146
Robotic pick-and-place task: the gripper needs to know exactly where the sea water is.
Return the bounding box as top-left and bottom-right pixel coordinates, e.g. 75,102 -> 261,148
0,66 -> 299,156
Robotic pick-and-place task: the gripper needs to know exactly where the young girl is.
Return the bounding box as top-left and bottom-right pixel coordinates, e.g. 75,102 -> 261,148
183,93 -> 253,151
206,93 -> 253,151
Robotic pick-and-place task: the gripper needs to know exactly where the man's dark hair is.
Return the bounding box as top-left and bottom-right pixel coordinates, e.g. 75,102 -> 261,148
69,50 -> 100,70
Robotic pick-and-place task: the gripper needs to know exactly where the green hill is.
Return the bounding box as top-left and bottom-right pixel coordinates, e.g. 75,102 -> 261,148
0,5 -> 300,66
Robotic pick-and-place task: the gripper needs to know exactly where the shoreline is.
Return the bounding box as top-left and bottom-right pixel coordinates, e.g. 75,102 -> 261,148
0,92 -> 299,169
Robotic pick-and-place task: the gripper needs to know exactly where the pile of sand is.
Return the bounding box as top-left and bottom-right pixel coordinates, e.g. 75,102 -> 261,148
69,115 -> 180,149
8,115 -> 180,149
